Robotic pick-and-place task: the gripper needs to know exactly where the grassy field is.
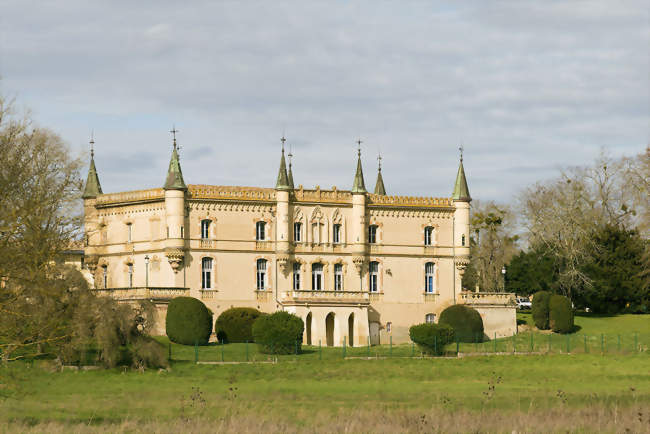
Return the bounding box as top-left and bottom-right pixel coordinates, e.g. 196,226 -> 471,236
1,313 -> 649,433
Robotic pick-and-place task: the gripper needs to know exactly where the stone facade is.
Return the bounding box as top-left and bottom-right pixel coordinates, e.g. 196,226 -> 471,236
81,140 -> 517,345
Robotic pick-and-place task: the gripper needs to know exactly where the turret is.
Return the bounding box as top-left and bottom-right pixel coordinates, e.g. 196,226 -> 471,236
163,128 -> 187,274
275,137 -> 291,258
373,153 -> 386,195
351,140 -> 368,287
452,146 -> 471,294
82,134 -> 103,286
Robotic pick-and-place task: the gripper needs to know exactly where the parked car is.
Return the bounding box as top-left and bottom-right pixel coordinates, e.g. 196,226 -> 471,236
516,297 -> 532,310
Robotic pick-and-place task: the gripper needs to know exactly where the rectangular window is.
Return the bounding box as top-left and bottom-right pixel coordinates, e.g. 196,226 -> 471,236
202,257 -> 213,289
425,262 -> 435,293
293,222 -> 302,242
312,263 -> 323,290
333,224 -> 341,244
127,223 -> 132,243
334,264 -> 343,291
180,226 -> 184,238
369,261 -> 379,292
368,225 -> 377,244
201,220 -> 210,239
293,262 -> 301,290
128,264 -> 133,288
256,259 -> 266,290
424,227 -> 433,246
102,265 -> 107,288
256,222 -> 265,241
426,313 -> 436,324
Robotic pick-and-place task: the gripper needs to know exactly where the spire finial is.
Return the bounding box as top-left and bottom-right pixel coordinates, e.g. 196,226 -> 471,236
356,138 -> 362,157
459,144 -> 464,162
377,149 -> 382,172
170,126 -> 179,149
280,135 -> 286,153
288,143 -> 293,167
89,130 -> 95,158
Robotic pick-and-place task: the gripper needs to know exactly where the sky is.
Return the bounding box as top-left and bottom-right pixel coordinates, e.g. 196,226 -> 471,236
1,1 -> 647,201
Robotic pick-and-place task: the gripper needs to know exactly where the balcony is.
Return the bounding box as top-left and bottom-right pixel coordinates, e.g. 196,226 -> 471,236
255,241 -> 273,251
282,290 -> 370,306
93,287 -> 189,301
199,239 -> 215,249
423,293 -> 439,303
459,292 -> 516,307
368,292 -> 384,303
255,290 -> 273,302
199,289 -> 218,300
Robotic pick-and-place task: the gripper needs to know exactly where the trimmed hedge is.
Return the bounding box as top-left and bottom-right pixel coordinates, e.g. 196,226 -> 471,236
409,323 -> 454,355
439,305 -> 484,343
165,297 -> 213,345
549,294 -> 574,333
532,291 -> 551,330
252,311 -> 304,354
215,307 -> 264,343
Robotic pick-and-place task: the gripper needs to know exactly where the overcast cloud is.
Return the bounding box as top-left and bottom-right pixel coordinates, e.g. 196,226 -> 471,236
1,1 -> 647,200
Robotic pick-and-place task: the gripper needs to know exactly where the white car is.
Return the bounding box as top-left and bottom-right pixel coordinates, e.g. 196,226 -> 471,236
516,297 -> 532,310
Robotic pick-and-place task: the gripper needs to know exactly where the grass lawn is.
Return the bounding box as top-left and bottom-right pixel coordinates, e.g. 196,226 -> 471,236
1,313 -> 649,432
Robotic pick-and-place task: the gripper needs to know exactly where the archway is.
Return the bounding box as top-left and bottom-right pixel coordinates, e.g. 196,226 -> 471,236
306,312 -> 312,346
348,313 -> 354,347
325,312 -> 335,347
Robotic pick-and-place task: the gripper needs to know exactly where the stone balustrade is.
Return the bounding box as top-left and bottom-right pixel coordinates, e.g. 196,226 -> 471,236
93,287 -> 189,300
458,291 -> 516,306
282,290 -> 369,303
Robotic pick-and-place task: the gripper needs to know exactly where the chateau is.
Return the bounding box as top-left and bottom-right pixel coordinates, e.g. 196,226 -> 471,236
81,134 -> 516,346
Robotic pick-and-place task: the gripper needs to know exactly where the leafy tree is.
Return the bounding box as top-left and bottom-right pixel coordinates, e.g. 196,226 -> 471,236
505,247 -> 558,296
578,225 -> 648,314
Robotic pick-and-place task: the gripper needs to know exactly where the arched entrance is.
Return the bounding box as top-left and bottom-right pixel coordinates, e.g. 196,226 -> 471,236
348,313 -> 354,347
306,312 -> 312,345
325,312 -> 335,347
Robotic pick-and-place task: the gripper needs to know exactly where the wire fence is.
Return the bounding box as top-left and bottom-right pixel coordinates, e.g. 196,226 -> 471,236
166,332 -> 649,364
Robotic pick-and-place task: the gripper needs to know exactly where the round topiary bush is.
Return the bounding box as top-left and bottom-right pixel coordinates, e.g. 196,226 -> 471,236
532,291 -> 551,330
165,297 -> 213,345
439,305 -> 484,343
549,294 -> 574,333
409,323 -> 454,355
252,311 -> 304,354
215,307 -> 264,343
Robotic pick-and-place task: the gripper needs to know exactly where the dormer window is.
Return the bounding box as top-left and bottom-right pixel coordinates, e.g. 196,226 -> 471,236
256,221 -> 266,241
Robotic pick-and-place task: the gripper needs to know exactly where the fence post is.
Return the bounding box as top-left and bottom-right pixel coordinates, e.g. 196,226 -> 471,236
390,335 -> 393,357
343,336 -> 346,359
319,340 -> 322,360
601,333 -> 604,353
168,342 -> 172,362
512,334 -> 516,354
194,340 -> 198,363
548,333 -> 552,353
411,342 -> 415,357
246,340 -> 249,362
566,334 -> 570,353
493,332 -> 497,353
221,343 -> 224,362
530,333 -> 534,353
456,336 -> 459,355
367,339 -> 370,358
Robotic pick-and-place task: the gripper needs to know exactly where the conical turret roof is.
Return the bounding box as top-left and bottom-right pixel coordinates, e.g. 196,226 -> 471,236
374,168 -> 386,195
275,146 -> 291,191
163,141 -> 187,190
452,156 -> 471,201
82,151 -> 103,199
287,158 -> 295,190
351,148 -> 366,194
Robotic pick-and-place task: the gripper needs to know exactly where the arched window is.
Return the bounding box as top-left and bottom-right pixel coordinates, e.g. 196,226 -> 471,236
293,262 -> 301,290
424,226 -> 434,246
312,263 -> 323,290
127,264 -> 133,288
312,223 -> 322,244
425,313 -> 436,324
368,225 -> 378,244
369,261 -> 379,292
334,263 -> 343,290
201,220 -> 211,239
333,224 -> 342,244
256,221 -> 266,241
201,257 -> 213,289
256,259 -> 267,290
425,262 -> 435,293
461,234 -> 466,246
293,222 -> 302,242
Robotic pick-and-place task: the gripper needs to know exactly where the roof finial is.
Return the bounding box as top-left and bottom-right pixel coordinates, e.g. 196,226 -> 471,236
356,138 -> 362,157
280,135 -> 286,153
170,125 -> 179,149
377,149 -> 382,172
288,142 -> 293,167
459,144 -> 464,162
89,130 -> 95,158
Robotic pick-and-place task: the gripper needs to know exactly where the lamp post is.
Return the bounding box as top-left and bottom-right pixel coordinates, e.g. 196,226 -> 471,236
144,255 -> 150,288
501,266 -> 506,292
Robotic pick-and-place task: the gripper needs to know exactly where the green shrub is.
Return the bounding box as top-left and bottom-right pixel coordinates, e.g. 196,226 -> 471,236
215,307 -> 264,343
252,311 -> 304,354
165,297 -> 213,345
549,294 -> 574,333
409,323 -> 454,355
439,305 -> 484,343
532,291 -> 551,330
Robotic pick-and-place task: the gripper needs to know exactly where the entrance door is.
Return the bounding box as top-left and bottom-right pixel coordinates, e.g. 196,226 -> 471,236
306,312 -> 312,345
325,313 -> 335,347
369,321 -> 380,346
348,313 -> 354,347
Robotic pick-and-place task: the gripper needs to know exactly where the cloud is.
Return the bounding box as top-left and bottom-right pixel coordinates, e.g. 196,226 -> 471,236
0,0 -> 647,200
